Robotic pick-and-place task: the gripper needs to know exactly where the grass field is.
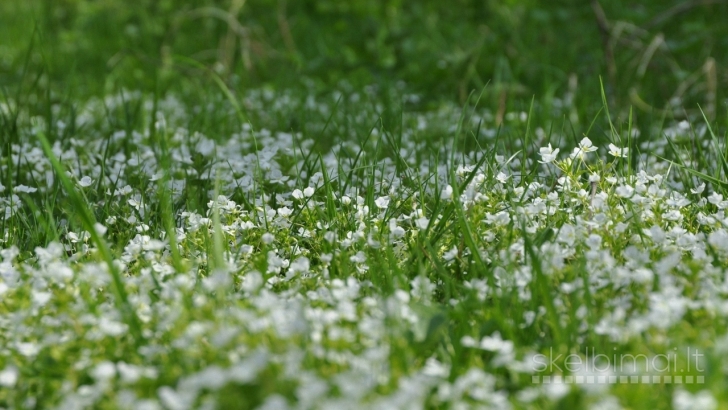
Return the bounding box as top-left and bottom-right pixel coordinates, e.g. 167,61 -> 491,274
1,1 -> 728,409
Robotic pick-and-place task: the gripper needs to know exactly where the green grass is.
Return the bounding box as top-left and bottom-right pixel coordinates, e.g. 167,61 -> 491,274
1,1 -> 728,409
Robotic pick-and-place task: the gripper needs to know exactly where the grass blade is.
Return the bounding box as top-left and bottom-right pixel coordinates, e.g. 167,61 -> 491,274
36,131 -> 144,344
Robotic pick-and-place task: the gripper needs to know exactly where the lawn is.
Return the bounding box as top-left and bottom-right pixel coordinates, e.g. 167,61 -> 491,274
1,1 -> 728,409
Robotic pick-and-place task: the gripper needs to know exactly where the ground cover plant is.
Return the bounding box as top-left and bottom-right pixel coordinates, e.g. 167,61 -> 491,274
1,1 -> 728,409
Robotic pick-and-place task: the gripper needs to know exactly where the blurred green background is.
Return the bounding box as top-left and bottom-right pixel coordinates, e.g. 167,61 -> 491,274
1,0 -> 726,117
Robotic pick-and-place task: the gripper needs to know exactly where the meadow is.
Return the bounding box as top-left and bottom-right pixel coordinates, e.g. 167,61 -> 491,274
1,1 -> 728,409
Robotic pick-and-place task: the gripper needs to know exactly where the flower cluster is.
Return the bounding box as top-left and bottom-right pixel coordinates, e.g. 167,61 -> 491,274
0,89 -> 724,409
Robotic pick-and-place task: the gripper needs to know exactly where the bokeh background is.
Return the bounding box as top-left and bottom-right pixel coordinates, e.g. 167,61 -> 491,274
1,0 -> 727,120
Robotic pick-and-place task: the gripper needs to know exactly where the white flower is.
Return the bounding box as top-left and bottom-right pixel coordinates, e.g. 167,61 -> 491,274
691,183 -> 706,194
16,342 -> 39,357
277,207 -> 293,217
240,244 -> 254,255
128,197 -> 142,209
158,386 -> 187,410
261,233 -> 275,244
99,318 -> 128,337
32,291 -> 52,307
389,219 -> 406,238
67,232 -> 81,243
350,251 -> 367,263
708,230 -> 728,252
544,381 -> 570,401
14,185 -> 37,193
91,361 -> 117,381
94,223 -> 108,236
538,144 -> 560,164
443,246 -> 458,261
662,210 -> 683,221
615,185 -> 634,198
117,362 -> 143,383
495,172 -> 510,184
241,271 -> 263,293
421,358 -> 450,378
150,171 -> 165,181
291,189 -> 304,200
78,176 -> 94,187
673,389 -> 717,410
479,332 -> 513,354
287,257 -> 310,278
115,185 -> 133,196
324,231 -> 337,243
608,143 -> 629,158
708,192 -> 723,205
460,335 -> 478,347
0,366 -> 18,388
303,187 -> 315,197
415,217 -> 430,230
374,196 -> 390,209
441,185 -> 453,200
570,137 -> 598,160
456,165 -> 475,177
579,137 -> 598,152
586,234 -> 602,249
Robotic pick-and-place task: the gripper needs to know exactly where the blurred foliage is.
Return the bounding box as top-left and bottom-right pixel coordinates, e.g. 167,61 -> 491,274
1,0 -> 727,116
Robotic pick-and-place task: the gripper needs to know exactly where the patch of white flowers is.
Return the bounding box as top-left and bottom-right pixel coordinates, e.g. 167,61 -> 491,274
0,89 -> 725,409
